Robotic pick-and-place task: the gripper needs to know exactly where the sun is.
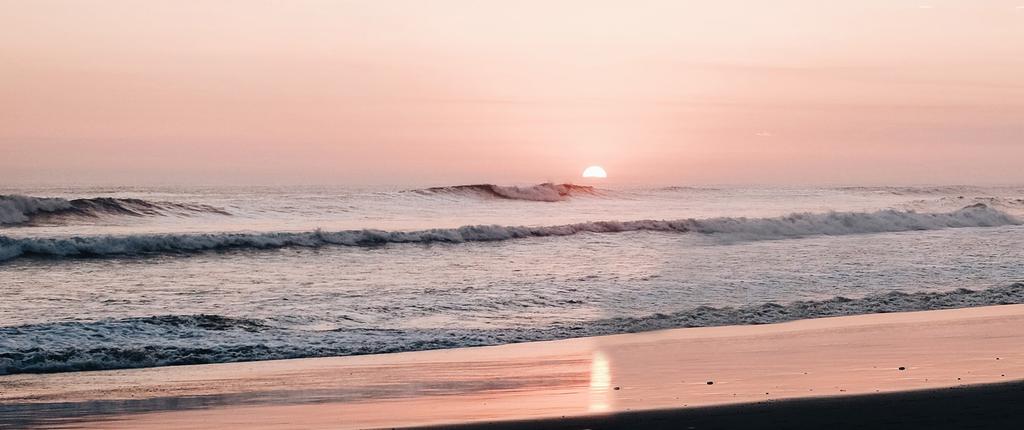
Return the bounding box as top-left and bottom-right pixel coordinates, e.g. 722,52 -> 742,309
582,165 -> 608,178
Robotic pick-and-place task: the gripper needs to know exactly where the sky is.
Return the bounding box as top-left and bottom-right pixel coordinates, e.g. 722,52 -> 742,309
2,0 -> 1023,186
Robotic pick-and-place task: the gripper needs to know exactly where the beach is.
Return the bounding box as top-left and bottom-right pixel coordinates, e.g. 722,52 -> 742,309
6,1 -> 1024,428
4,304 -> 1023,429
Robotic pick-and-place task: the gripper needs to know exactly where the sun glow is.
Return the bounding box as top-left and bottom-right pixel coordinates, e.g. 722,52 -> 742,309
582,166 -> 608,178
588,351 -> 612,412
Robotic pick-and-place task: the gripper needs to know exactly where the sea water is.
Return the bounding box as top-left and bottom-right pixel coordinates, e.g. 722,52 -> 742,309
1,184 -> 1022,374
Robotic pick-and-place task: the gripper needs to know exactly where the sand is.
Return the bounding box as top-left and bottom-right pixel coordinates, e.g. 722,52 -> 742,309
3,304 -> 1024,429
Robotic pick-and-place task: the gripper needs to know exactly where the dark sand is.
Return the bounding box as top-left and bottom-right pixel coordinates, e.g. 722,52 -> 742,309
414,381 -> 1024,429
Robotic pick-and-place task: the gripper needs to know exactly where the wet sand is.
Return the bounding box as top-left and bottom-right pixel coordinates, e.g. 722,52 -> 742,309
3,304 -> 1024,429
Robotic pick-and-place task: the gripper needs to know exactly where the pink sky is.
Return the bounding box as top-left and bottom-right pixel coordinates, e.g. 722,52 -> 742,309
2,0 -> 1023,186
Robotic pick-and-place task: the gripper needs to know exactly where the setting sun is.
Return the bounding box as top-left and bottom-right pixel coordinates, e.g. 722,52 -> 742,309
582,166 -> 608,179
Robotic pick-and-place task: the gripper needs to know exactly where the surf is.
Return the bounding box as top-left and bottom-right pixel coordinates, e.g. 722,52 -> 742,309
3,283 -> 1021,375
0,204 -> 1016,263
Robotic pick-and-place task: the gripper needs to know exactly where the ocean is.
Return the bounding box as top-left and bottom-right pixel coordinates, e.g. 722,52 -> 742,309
1,184 -> 1023,375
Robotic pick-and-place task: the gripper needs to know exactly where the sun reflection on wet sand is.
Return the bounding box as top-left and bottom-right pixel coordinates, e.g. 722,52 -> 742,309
589,350 -> 612,412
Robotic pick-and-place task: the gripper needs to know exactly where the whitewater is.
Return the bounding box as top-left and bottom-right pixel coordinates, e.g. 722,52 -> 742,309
2,184 -> 1024,374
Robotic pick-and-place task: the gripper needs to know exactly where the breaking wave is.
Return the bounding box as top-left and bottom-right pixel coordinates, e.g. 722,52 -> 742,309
2,283 -> 1021,374
0,204 -> 1016,263
412,183 -> 598,202
0,195 -> 230,226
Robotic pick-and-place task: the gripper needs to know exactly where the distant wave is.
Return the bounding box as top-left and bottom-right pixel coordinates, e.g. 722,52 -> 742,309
0,204 -> 1016,263
412,183 -> 598,202
0,195 -> 230,226
836,185 -> 1023,196
2,283 -> 1021,374
900,196 -> 1024,213
657,186 -> 723,192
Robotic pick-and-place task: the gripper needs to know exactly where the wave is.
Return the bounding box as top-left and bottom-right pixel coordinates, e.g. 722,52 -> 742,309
412,183 -> 598,202
2,283 -> 1021,374
900,196 -> 1024,213
657,186 -> 723,192
0,195 -> 231,226
0,204 -> 1016,263
835,185 -> 1023,196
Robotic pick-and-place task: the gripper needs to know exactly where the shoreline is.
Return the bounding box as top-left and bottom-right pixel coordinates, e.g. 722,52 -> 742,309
3,304 -> 1024,429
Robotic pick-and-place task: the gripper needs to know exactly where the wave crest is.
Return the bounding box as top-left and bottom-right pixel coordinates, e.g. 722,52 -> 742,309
0,205 -> 1016,263
0,195 -> 231,225
414,183 -> 598,202
0,195 -> 73,225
